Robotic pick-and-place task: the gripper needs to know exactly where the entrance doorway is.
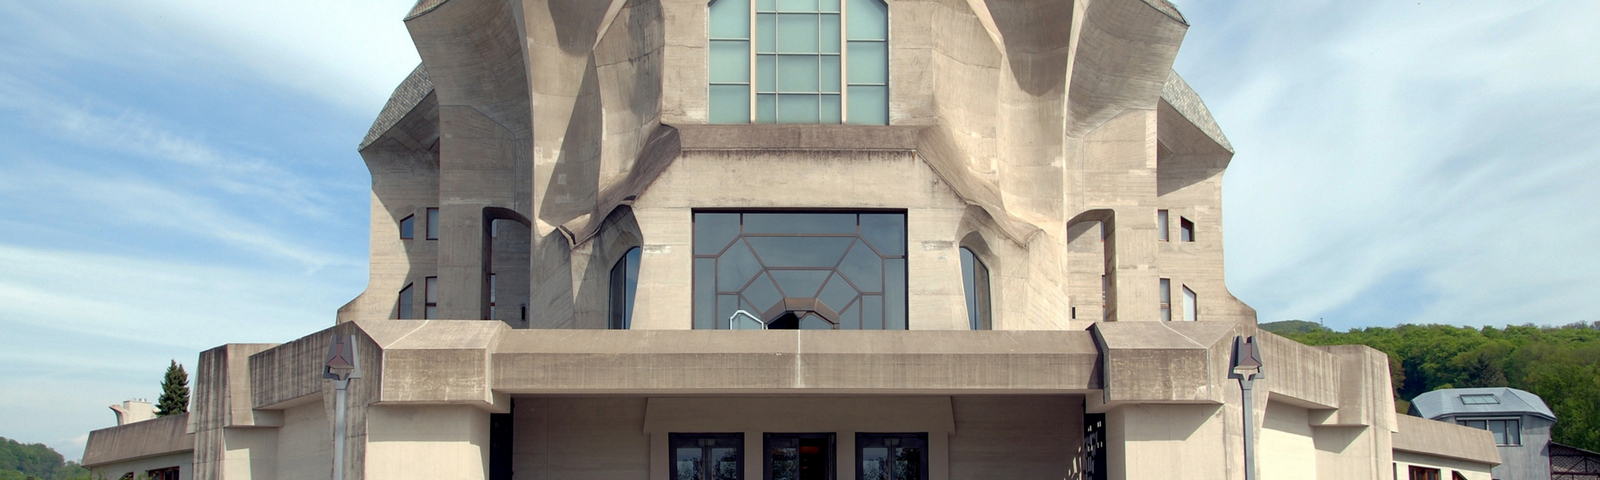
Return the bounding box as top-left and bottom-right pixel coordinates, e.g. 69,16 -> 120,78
765,433 -> 835,480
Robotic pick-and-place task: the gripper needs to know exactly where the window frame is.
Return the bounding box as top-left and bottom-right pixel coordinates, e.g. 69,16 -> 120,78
959,247 -> 992,330
399,214 -> 415,240
670,433 -> 745,480
426,207 -> 441,240
764,432 -> 836,480
1408,465 -> 1441,480
1156,210 -> 1169,242
397,283 -> 415,319
609,247 -> 642,329
856,433 -> 929,480
1179,216 -> 1195,242
707,0 -> 889,125
1158,278 -> 1171,322
1456,417 -> 1521,446
1182,285 -> 1197,322
424,276 -> 438,319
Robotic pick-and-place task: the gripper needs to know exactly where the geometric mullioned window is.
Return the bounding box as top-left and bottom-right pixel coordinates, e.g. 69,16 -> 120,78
693,212 -> 905,329
707,0 -> 889,125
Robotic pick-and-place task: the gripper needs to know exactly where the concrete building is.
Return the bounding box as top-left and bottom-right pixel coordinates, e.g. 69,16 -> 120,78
80,0 -> 1503,479
1412,388 -> 1559,480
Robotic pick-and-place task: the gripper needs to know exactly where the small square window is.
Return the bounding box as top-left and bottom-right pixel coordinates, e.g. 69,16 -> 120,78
1180,217 -> 1195,242
399,214 -> 415,239
426,207 -> 441,240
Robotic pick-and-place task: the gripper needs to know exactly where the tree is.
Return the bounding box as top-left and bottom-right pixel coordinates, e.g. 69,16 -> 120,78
155,360 -> 189,417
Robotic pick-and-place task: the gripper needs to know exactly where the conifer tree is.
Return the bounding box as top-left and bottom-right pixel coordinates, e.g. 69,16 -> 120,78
156,360 -> 189,417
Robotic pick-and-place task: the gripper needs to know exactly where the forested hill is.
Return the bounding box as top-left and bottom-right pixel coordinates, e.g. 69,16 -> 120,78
1261,321 -> 1600,451
0,437 -> 88,480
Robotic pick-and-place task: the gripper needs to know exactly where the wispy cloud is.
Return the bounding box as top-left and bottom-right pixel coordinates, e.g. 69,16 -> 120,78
1171,0 -> 1600,329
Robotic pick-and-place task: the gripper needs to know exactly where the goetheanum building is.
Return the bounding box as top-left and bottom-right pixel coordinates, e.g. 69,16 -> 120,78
80,0 -> 1505,479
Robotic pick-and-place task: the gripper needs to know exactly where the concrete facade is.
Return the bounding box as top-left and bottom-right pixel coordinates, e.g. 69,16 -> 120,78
79,0 -> 1503,479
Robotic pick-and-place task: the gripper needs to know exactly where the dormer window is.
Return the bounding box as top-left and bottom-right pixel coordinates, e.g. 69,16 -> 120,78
708,0 -> 889,125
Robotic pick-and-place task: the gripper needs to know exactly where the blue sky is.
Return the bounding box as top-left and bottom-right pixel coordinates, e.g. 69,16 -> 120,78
1,0 -> 1596,462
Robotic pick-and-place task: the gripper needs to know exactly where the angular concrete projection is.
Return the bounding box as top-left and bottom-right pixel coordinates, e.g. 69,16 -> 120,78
78,1 -> 1505,480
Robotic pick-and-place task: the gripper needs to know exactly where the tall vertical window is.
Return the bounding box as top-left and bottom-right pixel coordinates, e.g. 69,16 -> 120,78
1156,210 -> 1168,242
1182,285 -> 1197,322
399,214 -> 415,239
609,247 -> 642,329
708,0 -> 887,124
424,276 -> 438,319
398,283 -> 414,319
1158,278 -> 1171,322
671,433 -> 743,480
1179,217 -> 1194,242
427,207 -> 441,240
488,273 -> 497,319
857,433 -> 927,480
959,247 -> 991,330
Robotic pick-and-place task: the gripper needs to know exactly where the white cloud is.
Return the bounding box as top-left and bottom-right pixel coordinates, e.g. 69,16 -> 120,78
1171,1 -> 1600,328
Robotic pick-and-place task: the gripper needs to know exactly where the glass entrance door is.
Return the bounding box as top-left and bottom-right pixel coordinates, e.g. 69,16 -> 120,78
764,433 -> 835,480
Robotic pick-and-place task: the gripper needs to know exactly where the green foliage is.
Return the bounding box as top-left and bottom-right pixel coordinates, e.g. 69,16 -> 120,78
156,360 -> 189,417
0,437 -> 90,480
1260,319 -> 1331,335
1276,321 -> 1600,451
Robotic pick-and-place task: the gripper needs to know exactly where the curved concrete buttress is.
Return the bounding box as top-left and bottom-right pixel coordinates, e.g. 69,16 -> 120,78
1065,0 -> 1187,137
985,0 -> 1075,230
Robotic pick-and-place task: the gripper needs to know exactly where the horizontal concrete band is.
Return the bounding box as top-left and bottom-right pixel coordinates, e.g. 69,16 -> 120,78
1392,415 -> 1503,465
82,414 -> 194,467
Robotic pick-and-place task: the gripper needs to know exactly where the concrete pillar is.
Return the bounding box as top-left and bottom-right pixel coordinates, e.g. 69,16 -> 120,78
365,405 -> 491,480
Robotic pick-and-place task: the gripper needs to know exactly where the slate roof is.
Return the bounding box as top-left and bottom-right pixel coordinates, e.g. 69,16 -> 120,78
1410,387 -> 1557,422
1160,70 -> 1234,153
358,64 -> 434,151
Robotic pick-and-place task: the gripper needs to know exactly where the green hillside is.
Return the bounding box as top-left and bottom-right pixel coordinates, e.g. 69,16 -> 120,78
1264,321 -> 1600,451
0,438 -> 89,480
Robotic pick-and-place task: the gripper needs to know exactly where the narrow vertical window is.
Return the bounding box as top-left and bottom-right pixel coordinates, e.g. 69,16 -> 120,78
1156,210 -> 1168,242
959,247 -> 991,330
709,0 -> 752,123
397,283 -> 414,319
488,273 -> 497,319
1182,285 -> 1197,321
424,276 -> 438,319
1158,278 -> 1171,322
845,0 -> 888,124
756,0 -> 842,123
1179,217 -> 1194,242
399,214 -> 415,240
608,247 -> 642,329
426,207 -> 441,240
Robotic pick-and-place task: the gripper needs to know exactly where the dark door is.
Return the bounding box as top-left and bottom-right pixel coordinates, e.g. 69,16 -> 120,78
765,433 -> 835,480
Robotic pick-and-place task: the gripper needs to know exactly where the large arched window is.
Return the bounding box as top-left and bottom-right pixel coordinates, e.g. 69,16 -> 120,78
708,0 -> 888,125
608,247 -> 641,329
959,247 -> 991,330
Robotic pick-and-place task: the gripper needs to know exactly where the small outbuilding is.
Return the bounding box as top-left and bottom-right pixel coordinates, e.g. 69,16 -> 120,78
1411,388 -> 1557,480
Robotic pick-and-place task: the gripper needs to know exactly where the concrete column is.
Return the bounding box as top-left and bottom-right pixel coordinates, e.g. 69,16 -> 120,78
365,405 -> 491,480
1082,109 -> 1160,322
1105,404 -> 1228,480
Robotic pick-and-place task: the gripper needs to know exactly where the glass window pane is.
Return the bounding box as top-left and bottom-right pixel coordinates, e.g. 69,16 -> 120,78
861,447 -> 888,480
893,447 -> 922,480
818,273 -> 859,313
710,85 -> 751,124
712,448 -> 740,480
846,0 -> 887,40
847,85 -> 888,125
757,54 -> 777,92
961,248 -> 978,329
427,208 -> 440,239
771,447 -> 798,480
746,236 -> 854,268
821,94 -> 841,123
695,258 -> 717,329
858,213 -> 904,254
885,258 -> 905,329
1509,420 -> 1520,445
821,14 -> 841,53
717,241 -> 763,290
742,272 -> 784,313
709,0 -> 751,39
757,0 -> 776,12
1183,286 -> 1197,321
1159,279 -> 1171,303
847,41 -> 888,84
425,277 -> 438,303
425,305 -> 437,319
695,213 -> 743,255
799,313 -> 833,329
771,270 -> 832,299
822,0 -> 840,13
1489,420 -> 1508,444
839,299 -> 861,329
757,14 -> 776,53
821,56 -> 841,93
744,212 -> 856,234
777,94 -> 820,123
757,94 -> 777,123
777,55 -> 820,93
776,0 -> 817,12
974,259 -> 991,330
676,447 -> 704,480
777,14 -> 820,53
862,294 -> 884,330
710,40 -> 751,83
399,216 -> 414,239
398,285 -> 413,319
717,294 -> 740,329
837,241 -> 884,291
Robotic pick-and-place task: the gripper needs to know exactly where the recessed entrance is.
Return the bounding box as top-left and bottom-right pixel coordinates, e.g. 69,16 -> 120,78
765,433 -> 835,480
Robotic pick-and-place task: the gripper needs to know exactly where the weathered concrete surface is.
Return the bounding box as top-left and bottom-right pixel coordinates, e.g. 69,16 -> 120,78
1393,414 -> 1502,466
83,413 -> 194,467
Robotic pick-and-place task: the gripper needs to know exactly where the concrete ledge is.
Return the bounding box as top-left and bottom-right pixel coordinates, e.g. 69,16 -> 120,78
676,124 -> 923,151
1092,321 -> 1240,404
82,414 -> 194,467
1394,415 -> 1501,465
491,330 -> 1100,394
